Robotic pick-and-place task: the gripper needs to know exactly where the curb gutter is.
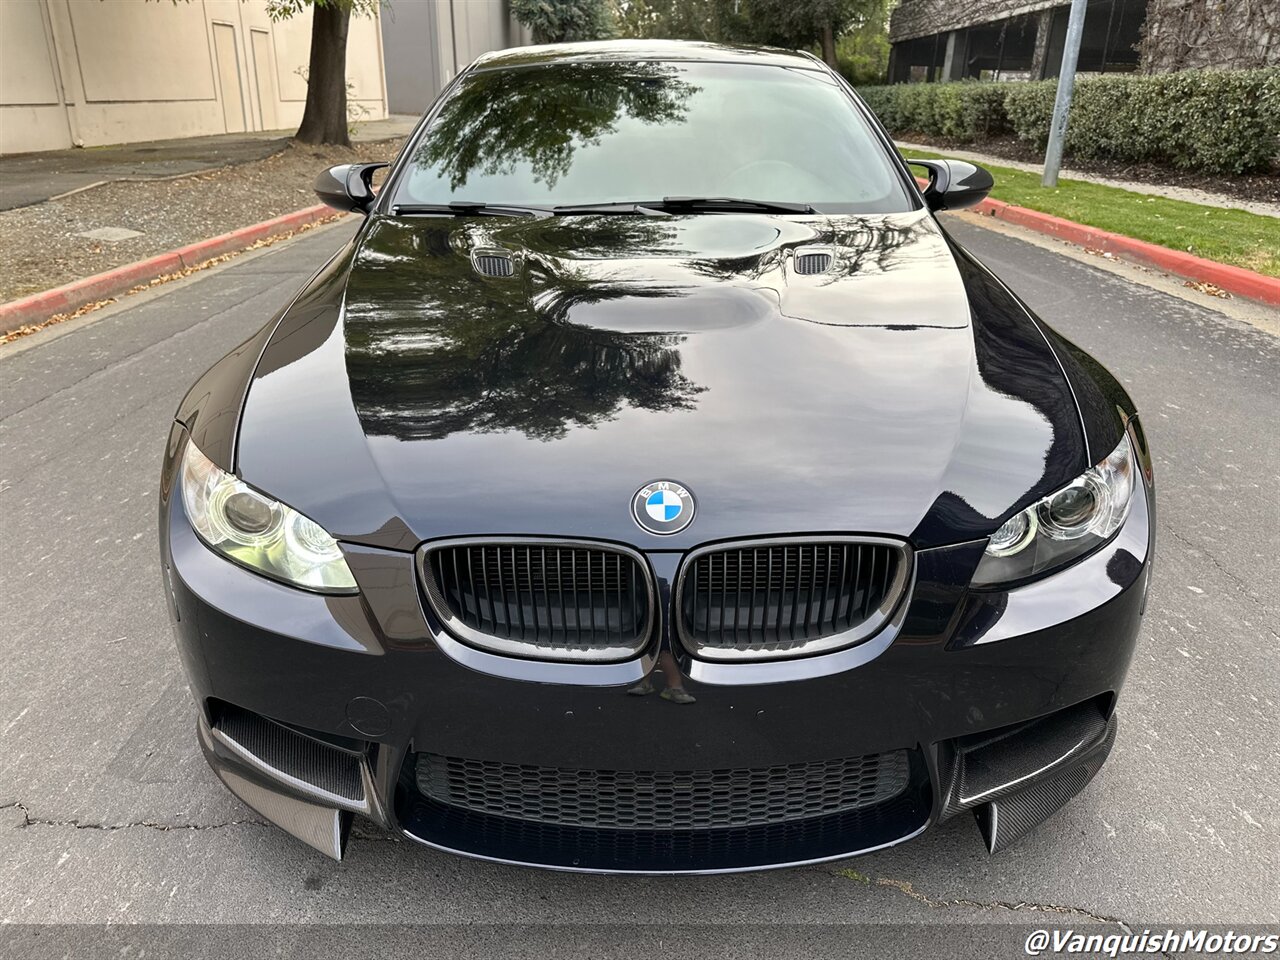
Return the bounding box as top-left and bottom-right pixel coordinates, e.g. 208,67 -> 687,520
0,204 -> 341,335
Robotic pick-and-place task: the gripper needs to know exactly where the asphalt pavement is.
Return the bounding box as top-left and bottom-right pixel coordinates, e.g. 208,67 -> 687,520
1,216 -> 1276,952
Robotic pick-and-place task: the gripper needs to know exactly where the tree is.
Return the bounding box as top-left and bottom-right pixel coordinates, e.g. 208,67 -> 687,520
615,0 -> 889,75
511,0 -> 618,44
617,0 -> 749,41
833,0 -> 894,85
834,7 -> 896,86
741,0 -> 873,68
267,0 -> 378,146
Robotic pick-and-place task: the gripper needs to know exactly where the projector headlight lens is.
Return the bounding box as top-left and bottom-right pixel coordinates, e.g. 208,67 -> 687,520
179,438 -> 357,593
973,433 -> 1136,587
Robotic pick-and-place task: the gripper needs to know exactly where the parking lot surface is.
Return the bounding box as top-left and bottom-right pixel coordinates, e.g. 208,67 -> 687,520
1,216 -> 1275,948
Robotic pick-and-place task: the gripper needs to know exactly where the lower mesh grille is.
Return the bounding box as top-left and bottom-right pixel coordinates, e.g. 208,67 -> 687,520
415,751 -> 910,831
420,539 -> 653,662
403,789 -> 928,872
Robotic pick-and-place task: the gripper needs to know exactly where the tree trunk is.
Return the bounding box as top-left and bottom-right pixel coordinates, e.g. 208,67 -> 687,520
821,21 -> 838,68
295,2 -> 351,147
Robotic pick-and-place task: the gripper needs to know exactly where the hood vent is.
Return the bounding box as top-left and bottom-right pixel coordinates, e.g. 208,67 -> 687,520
793,247 -> 834,276
472,250 -> 515,278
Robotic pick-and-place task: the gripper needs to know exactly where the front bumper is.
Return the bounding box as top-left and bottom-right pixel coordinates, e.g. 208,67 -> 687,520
161,432 -> 1152,873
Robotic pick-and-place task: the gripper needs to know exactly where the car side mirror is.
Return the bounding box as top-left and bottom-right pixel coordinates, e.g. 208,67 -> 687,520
909,159 -> 994,212
313,162 -> 389,214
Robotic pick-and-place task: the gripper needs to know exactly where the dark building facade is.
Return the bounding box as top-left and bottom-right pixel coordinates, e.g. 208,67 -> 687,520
887,0 -> 1279,83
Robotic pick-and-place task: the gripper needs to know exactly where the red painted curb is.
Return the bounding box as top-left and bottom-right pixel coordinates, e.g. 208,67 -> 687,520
972,197 -> 1280,306
1,204 -> 339,335
912,175 -> 1280,307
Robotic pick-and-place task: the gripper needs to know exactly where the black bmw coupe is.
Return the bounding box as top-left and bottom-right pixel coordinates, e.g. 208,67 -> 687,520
158,40 -> 1155,872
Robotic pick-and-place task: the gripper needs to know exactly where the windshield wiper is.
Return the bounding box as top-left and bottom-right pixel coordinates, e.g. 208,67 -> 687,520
409,197 -> 815,219
552,202 -> 672,217
554,197 -> 814,216
390,201 -> 552,219
654,196 -> 816,214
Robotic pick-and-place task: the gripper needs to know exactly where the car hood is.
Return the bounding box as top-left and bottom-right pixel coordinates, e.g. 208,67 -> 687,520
235,210 -> 1086,551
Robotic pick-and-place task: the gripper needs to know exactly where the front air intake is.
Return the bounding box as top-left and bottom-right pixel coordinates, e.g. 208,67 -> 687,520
419,538 -> 654,662
415,749 -> 911,831
212,703 -> 367,808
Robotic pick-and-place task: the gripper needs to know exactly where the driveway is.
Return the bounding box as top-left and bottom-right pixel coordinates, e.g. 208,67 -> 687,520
1,216 -> 1275,954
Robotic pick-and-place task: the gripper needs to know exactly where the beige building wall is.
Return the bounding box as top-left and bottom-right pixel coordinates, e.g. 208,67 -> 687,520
0,0 -> 388,155
381,0 -> 532,116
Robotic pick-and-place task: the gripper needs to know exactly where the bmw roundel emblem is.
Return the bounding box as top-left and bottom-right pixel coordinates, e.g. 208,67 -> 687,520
631,480 -> 696,535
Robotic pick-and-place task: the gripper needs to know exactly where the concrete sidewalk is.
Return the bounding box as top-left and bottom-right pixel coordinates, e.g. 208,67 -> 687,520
896,140 -> 1280,219
0,115 -> 418,212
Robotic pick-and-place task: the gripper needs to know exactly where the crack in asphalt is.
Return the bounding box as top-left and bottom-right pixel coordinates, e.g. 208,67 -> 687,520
1164,527 -> 1277,634
4,800 -> 402,845
826,868 -> 1176,956
2,800 -> 269,833
829,875 -> 1177,960
871,875 -> 1128,926
351,831 -> 403,843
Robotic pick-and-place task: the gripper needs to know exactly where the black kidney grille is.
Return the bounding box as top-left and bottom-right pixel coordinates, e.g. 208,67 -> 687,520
679,541 -> 905,657
424,543 -> 651,658
416,750 -> 910,831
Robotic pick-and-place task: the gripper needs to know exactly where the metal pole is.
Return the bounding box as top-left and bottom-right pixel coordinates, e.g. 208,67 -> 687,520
1042,0 -> 1088,187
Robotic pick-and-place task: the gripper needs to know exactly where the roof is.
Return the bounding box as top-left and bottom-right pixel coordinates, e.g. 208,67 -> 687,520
473,39 -> 822,72
890,0 -> 1060,42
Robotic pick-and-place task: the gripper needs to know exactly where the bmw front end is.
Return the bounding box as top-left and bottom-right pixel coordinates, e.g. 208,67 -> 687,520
157,40 -> 1155,872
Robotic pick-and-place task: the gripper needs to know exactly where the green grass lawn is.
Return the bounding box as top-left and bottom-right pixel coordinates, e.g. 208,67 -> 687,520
903,148 -> 1280,279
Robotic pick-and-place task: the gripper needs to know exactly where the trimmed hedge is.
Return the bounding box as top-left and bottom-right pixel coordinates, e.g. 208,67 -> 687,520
861,81 -> 1009,142
859,69 -> 1280,175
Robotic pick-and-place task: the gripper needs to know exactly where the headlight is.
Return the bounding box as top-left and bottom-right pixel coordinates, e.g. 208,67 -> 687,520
972,433 -> 1135,587
179,438 -> 358,593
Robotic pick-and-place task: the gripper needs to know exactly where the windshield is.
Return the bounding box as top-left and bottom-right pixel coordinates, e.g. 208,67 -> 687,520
390,60 -> 914,215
